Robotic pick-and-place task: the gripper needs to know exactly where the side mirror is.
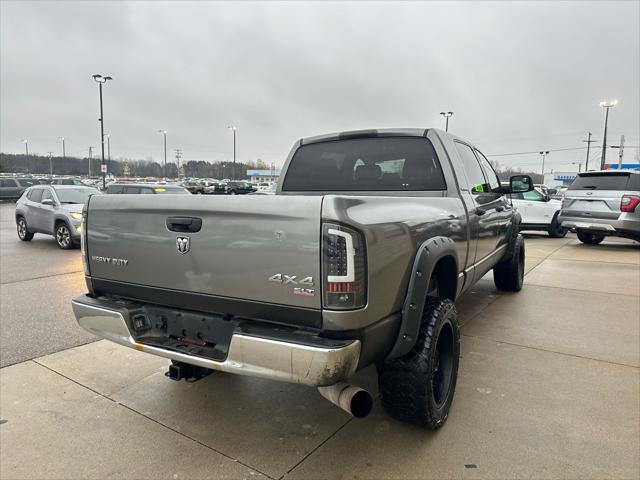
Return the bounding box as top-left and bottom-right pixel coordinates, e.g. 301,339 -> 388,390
509,175 -> 534,194
41,198 -> 54,206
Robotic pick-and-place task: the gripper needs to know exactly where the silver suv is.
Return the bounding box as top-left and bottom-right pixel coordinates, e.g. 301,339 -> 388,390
559,170 -> 640,244
15,185 -> 101,249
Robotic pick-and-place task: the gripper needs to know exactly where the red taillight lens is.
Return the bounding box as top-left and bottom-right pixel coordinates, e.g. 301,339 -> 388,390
620,194 -> 640,213
322,223 -> 366,310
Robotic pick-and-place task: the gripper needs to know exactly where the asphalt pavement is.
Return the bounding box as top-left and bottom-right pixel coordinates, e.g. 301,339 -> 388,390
0,202 -> 95,367
1,200 -> 639,479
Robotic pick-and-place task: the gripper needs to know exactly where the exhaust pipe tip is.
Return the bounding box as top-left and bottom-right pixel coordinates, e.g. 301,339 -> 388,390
318,382 -> 373,418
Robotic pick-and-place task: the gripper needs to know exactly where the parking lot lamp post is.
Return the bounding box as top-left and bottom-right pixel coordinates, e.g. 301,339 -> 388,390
104,134 -> 111,176
227,125 -> 236,179
439,111 -> 453,132
539,151 -> 549,181
58,137 -> 65,172
92,74 -> 112,190
158,130 -> 167,179
22,139 -> 29,156
599,99 -> 618,169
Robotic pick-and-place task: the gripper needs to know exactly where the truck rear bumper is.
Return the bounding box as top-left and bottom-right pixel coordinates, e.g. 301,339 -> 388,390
72,295 -> 361,387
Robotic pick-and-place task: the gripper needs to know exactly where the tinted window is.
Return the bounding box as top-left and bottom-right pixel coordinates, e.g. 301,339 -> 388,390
124,187 -> 141,194
17,179 -> 35,187
455,142 -> 486,193
283,137 -> 446,192
569,174 -> 630,191
0,179 -> 16,187
107,185 -> 125,194
56,188 -> 99,204
475,149 -> 500,191
522,190 -> 545,201
30,188 -> 44,203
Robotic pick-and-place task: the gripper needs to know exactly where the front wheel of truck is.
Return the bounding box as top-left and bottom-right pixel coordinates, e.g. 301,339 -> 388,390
378,297 -> 460,429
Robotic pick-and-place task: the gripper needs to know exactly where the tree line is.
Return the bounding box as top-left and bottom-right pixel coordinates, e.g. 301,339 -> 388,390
0,153 -> 271,179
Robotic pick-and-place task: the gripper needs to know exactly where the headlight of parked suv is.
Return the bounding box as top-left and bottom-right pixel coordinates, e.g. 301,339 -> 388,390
70,212 -> 83,220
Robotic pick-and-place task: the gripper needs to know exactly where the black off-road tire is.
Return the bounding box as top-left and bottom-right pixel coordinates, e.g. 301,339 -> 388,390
494,233 -> 525,291
16,216 -> 34,241
378,297 -> 460,429
577,230 -> 605,245
548,213 -> 567,238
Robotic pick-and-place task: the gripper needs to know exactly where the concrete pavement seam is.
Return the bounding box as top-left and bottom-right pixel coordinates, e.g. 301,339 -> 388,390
30,359 -> 276,480
460,334 -> 640,369
0,269 -> 84,286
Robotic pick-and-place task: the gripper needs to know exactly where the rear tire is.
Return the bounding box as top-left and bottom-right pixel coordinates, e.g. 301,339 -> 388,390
548,213 -> 567,238
16,217 -> 34,241
577,230 -> 605,245
378,297 -> 460,429
55,222 -> 74,250
494,233 -> 525,291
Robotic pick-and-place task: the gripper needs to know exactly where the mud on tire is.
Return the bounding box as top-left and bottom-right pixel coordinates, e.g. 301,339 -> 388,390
494,233 -> 525,291
378,297 -> 460,429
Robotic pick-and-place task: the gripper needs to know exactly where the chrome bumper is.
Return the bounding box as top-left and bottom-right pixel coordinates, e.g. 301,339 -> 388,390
71,297 -> 360,387
559,220 -> 617,232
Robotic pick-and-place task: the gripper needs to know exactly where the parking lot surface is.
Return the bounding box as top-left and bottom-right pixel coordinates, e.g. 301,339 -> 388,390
1,201 -> 639,479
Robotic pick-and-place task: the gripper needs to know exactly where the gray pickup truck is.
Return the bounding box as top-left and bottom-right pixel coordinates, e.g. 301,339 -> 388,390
72,128 -> 533,429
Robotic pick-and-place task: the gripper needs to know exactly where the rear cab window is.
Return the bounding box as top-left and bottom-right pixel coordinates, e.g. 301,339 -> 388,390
282,137 -> 446,192
569,173 -> 630,191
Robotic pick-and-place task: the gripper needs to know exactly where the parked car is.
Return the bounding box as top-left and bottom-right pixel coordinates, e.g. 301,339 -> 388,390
0,178 -> 38,201
181,181 -> 206,194
72,127 -> 533,429
226,181 -> 256,195
502,183 -> 566,237
15,185 -> 101,249
559,170 -> 640,244
248,183 -> 277,195
49,178 -> 87,186
106,183 -> 191,195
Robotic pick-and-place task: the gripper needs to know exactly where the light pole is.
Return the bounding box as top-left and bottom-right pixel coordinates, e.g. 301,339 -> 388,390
47,152 -> 54,175
92,74 -> 113,190
21,139 -> 29,156
58,137 -> 65,173
599,99 -> 618,169
158,130 -> 167,179
582,132 -> 596,171
539,151 -> 549,182
227,126 -> 237,179
570,162 -> 582,173
104,134 -> 111,177
439,111 -> 453,132
88,146 -> 93,177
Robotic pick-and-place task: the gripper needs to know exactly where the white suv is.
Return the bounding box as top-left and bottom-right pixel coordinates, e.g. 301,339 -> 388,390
511,188 -> 566,238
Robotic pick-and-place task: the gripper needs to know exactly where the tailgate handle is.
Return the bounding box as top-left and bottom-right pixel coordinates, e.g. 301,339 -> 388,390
166,216 -> 202,233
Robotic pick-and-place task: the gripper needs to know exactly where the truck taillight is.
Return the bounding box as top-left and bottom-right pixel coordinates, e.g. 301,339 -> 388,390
322,223 -> 366,310
81,205 -> 89,275
620,194 -> 640,213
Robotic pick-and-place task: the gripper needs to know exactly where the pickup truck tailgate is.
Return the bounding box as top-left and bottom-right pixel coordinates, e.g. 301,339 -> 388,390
86,195 -> 323,309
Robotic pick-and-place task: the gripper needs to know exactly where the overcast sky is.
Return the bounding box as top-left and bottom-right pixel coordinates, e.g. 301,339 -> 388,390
1,0 -> 638,172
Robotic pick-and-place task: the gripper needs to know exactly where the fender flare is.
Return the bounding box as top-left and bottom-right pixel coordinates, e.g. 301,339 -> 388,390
385,236 -> 458,360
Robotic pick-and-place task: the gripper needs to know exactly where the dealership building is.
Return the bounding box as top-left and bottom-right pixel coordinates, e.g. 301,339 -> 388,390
246,169 -> 281,183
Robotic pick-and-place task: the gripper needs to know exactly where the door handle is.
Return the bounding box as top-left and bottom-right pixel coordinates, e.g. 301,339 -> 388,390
476,208 -> 486,216
166,216 -> 202,233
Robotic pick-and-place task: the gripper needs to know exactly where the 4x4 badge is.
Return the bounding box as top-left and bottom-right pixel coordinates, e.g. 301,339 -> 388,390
176,236 -> 190,254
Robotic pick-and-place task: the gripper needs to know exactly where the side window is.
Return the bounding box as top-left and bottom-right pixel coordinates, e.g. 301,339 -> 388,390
107,185 -> 124,194
522,190 -> 545,202
510,193 -> 524,200
124,187 -> 141,194
30,188 -> 44,203
0,179 -> 14,187
475,150 -> 500,191
140,188 -> 154,194
455,142 -> 487,194
41,189 -> 54,203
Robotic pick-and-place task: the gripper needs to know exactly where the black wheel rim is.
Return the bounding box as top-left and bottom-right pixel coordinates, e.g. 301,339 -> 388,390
432,321 -> 455,408
17,220 -> 26,238
56,225 -> 70,247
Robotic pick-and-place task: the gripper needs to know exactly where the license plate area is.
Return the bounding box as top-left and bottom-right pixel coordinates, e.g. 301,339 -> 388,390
129,306 -> 239,362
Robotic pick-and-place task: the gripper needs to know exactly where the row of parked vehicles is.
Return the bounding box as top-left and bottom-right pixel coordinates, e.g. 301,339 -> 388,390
7,127 -> 640,431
